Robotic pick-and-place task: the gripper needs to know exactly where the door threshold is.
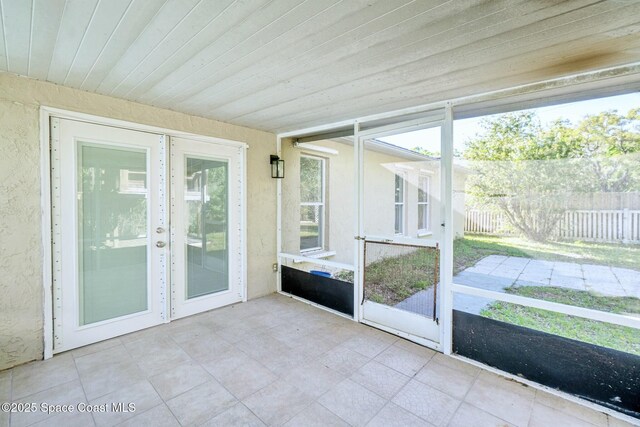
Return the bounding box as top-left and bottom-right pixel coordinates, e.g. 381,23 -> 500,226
360,318 -> 441,352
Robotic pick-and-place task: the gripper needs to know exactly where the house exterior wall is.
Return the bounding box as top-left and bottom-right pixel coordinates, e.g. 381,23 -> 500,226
281,139 -> 466,267
0,72 -> 277,370
282,139 -> 356,265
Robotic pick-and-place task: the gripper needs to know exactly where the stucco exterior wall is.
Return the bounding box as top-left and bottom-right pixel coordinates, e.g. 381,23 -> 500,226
0,99 -> 44,371
281,139 -> 356,265
281,138 -> 466,267
0,72 -> 277,370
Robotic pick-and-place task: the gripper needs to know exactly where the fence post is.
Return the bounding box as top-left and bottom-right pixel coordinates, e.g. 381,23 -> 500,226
623,208 -> 630,244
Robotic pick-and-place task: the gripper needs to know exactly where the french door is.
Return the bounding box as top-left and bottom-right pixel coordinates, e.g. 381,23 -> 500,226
170,137 -> 244,319
51,118 -> 244,353
356,112 -> 445,348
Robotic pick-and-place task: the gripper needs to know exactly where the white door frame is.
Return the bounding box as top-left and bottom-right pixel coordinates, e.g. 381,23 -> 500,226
52,118 -> 167,353
40,106 -> 247,359
354,114 -> 448,351
170,136 -> 246,319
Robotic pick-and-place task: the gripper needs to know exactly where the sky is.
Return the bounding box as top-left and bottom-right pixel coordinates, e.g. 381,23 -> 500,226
379,92 -> 640,155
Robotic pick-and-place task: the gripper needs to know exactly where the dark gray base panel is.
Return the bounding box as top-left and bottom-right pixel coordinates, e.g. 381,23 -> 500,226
452,310 -> 640,419
281,266 -> 354,316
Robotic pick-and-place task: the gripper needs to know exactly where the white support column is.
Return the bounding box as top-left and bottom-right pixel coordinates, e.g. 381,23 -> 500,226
354,122 -> 363,322
276,136 -> 283,292
440,103 -> 455,355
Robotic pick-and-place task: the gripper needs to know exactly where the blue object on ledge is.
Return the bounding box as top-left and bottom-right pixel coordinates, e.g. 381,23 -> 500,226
310,270 -> 332,278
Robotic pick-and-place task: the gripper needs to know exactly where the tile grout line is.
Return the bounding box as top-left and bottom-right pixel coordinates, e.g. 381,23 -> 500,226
235,402 -> 267,427
444,357 -> 483,427
532,390 -> 605,427
380,347 -> 438,422
523,386 -> 536,427
195,308 -> 325,426
310,334 -> 381,425
11,376 -> 80,406
163,329 -> 255,425
451,367 -> 524,427
70,354 -> 95,427
162,326 -> 261,426
116,335 -> 174,426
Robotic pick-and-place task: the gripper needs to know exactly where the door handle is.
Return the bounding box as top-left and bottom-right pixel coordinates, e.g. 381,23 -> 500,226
156,241 -> 166,248
156,227 -> 165,234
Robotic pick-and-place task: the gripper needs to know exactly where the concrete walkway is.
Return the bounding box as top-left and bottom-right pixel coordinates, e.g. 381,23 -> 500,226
453,255 -> 640,314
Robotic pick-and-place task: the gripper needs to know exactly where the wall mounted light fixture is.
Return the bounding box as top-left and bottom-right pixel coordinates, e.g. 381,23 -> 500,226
270,155 -> 285,179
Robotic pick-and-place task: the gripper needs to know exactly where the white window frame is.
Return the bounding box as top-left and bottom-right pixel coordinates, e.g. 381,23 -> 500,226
394,171 -> 407,235
418,174 -> 431,233
300,154 -> 326,253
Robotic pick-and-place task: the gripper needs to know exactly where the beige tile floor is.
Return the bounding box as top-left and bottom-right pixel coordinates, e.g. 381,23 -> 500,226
1,294 -> 637,427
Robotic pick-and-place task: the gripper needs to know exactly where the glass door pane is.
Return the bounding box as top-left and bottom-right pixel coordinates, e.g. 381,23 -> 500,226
77,143 -> 149,325
170,136 -> 244,320
185,157 -> 229,299
56,117 -> 164,353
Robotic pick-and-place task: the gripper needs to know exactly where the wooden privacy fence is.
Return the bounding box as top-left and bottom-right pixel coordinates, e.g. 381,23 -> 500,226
465,209 -> 640,244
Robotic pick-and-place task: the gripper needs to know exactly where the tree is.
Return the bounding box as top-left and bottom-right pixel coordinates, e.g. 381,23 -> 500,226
570,109 -> 640,193
463,109 -> 640,242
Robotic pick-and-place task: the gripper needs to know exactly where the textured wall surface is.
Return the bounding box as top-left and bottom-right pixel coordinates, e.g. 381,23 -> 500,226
0,100 -> 44,370
0,72 -> 277,370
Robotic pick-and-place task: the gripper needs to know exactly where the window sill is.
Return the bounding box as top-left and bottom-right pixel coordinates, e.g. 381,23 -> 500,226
294,250 -> 336,262
417,231 -> 433,237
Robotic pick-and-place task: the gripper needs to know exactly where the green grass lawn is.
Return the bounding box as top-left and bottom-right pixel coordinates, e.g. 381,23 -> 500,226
460,235 -> 640,354
356,246 -> 439,306
339,233 -> 639,307
455,234 -> 640,273
507,286 -> 640,314
481,286 -> 640,355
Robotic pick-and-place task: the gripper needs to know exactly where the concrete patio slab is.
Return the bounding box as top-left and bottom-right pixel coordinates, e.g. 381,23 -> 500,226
451,255 -> 640,315
549,274 -> 586,290
480,255 -> 509,264
514,279 -> 552,288
517,274 -> 551,285
453,293 -> 495,316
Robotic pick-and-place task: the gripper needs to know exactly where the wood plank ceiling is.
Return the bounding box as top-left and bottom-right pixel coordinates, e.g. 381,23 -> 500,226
0,0 -> 639,133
